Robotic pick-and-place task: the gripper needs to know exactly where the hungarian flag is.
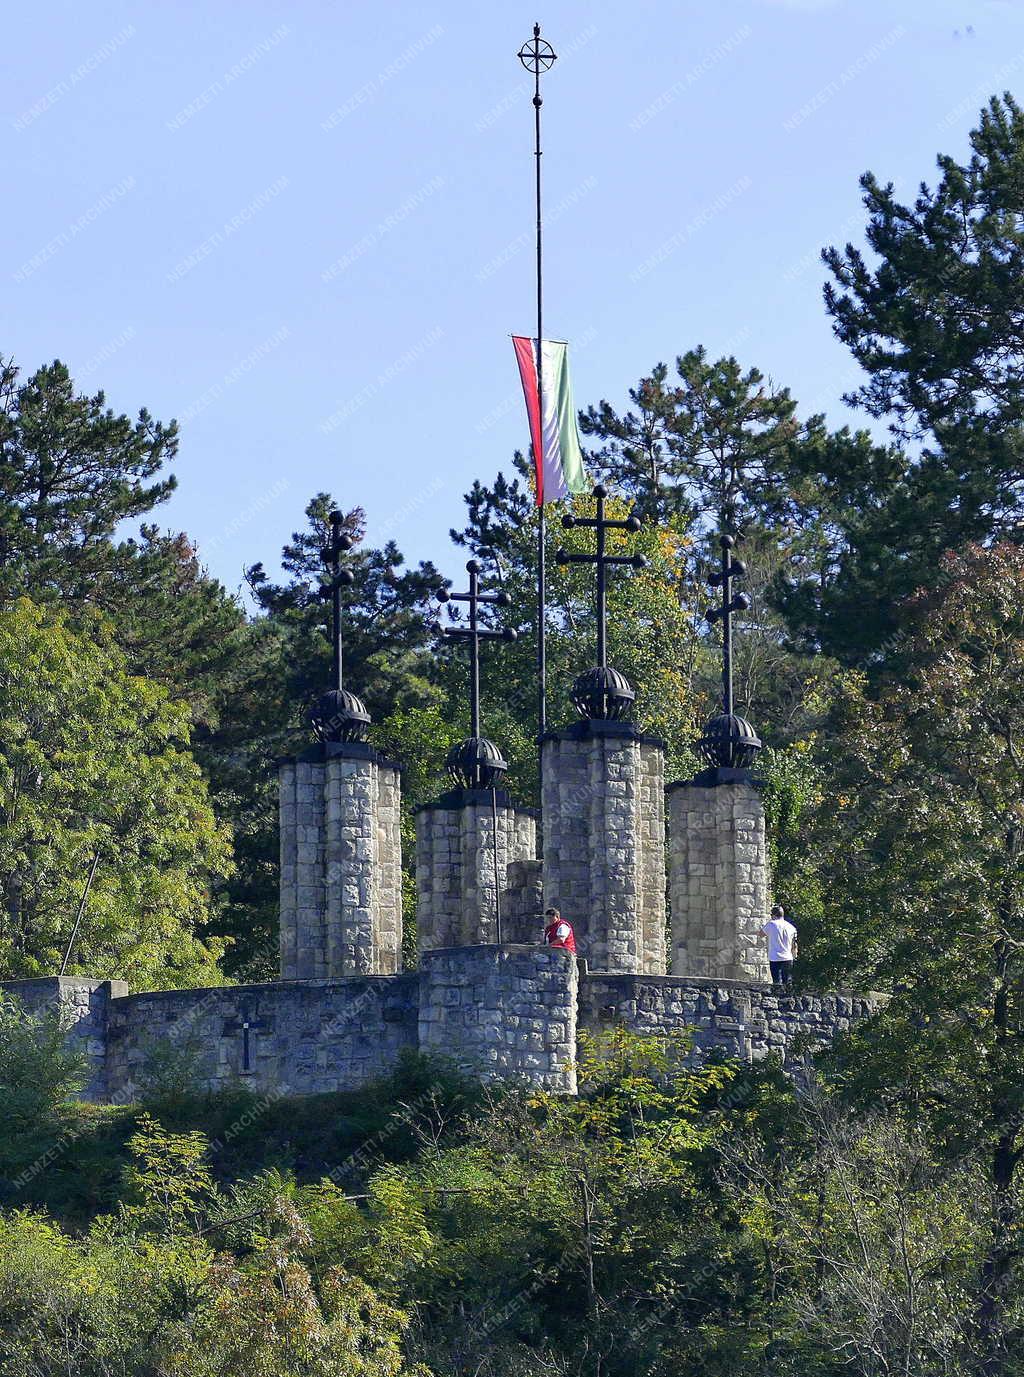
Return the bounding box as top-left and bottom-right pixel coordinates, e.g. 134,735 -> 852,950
512,336 -> 588,506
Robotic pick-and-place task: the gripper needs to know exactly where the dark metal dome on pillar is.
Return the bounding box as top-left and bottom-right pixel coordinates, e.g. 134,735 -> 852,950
697,712 -> 762,770
311,688 -> 372,744
571,665 -> 636,721
445,736 -> 509,789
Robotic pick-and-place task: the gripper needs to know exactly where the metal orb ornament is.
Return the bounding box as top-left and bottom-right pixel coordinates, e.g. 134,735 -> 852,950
445,736 -> 509,789
310,688 -> 372,744
570,665 -> 636,721
697,712 -> 762,770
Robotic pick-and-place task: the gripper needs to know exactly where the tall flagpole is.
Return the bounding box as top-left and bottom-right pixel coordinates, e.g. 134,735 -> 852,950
518,24 -> 557,745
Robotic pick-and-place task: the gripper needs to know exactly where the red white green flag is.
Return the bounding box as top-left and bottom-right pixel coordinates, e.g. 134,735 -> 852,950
512,336 -> 588,506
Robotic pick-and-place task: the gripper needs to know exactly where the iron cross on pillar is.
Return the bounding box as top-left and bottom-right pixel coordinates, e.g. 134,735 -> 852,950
439,560 -> 517,744
323,510 -> 354,693
310,509 -> 371,744
706,534 -> 750,718
557,485 -> 645,667
556,485 -> 647,722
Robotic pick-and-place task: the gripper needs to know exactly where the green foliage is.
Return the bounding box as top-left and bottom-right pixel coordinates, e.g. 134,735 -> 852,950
0,356 -> 177,597
722,1102 -> 987,1375
579,346 -> 799,529
0,994 -> 86,1136
0,598 -> 230,987
758,744 -> 825,940
780,93 -> 1024,664
120,1113 -> 216,1236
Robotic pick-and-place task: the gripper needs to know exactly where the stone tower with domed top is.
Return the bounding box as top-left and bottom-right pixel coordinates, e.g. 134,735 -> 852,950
667,531 -> 771,982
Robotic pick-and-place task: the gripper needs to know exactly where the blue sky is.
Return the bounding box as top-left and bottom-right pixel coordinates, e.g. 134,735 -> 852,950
3,0 -> 1020,596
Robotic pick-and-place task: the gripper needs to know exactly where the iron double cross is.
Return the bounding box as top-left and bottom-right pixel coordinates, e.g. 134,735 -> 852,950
706,534 -> 750,717
438,560 -> 516,738
321,510 -> 355,692
556,484 -> 645,668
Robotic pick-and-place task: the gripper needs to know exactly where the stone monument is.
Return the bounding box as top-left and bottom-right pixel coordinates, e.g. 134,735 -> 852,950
415,559 -> 537,951
541,486 -> 666,974
667,532 -> 770,981
279,510 -> 403,979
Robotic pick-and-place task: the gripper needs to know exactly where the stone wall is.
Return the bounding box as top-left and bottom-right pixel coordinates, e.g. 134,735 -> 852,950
579,974 -> 883,1071
1,966 -> 884,1104
280,743 -> 402,980
419,945 -> 577,1092
667,778 -> 770,981
1,978 -> 127,1102
542,721 -> 666,974
502,859 -> 544,945
415,790 -> 536,951
105,976 -> 419,1102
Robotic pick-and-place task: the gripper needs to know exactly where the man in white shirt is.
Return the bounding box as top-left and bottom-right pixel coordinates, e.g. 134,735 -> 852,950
762,905 -> 798,990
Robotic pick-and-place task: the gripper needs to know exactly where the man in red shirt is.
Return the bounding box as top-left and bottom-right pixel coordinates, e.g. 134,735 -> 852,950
544,907 -> 576,954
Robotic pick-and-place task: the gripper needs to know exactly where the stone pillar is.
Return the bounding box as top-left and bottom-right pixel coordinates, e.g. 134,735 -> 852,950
541,721 -> 666,974
279,742 -> 402,980
502,859 -> 544,945
415,789 -> 537,952
667,777 -> 770,982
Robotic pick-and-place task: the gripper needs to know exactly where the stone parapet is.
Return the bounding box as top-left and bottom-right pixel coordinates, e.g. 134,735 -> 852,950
667,777 -> 770,981
414,790 -> 536,952
0,977 -> 128,1102
418,944 -> 577,1092
0,967 -> 885,1103
579,973 -> 884,1072
105,976 -> 419,1102
279,743 -> 402,979
542,720 -> 666,973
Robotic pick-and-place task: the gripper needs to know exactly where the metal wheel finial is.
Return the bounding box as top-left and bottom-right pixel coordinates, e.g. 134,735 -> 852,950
518,25 -> 556,74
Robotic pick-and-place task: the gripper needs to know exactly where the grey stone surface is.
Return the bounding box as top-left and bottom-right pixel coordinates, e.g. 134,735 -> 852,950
415,795 -> 536,951
0,978 -> 128,1102
0,965 -> 881,1103
419,944 -> 577,1092
667,779 -> 771,981
280,749 -> 402,979
502,859 -> 544,945
542,725 -> 666,974
105,976 -> 419,1101
579,973 -> 884,1072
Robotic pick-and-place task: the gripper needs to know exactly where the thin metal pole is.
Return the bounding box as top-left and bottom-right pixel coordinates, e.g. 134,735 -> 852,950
722,538 -> 734,717
329,510 -> 344,691
596,488 -> 607,668
533,35 -> 546,742
60,849 -> 101,977
469,562 -> 481,739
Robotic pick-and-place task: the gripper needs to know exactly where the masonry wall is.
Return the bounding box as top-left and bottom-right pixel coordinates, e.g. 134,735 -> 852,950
415,792 -> 536,951
1,977 -> 128,1102
667,779 -> 771,982
579,974 -> 883,1071
542,723 -> 666,974
105,977 -> 419,1102
502,859 -> 544,945
280,746 -> 402,980
419,945 -> 577,1093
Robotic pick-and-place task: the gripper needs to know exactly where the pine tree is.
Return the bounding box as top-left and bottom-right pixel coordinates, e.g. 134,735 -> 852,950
578,347 -> 799,529
801,94 -> 1024,662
